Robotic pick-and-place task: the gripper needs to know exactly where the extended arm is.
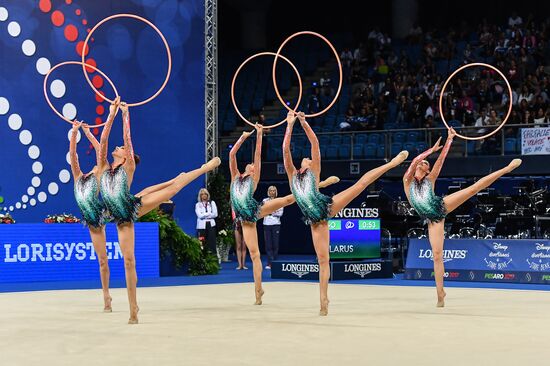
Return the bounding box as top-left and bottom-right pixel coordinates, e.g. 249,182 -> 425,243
403,137 -> 442,184
81,123 -> 101,163
120,102 -> 136,171
98,96 -> 121,167
427,128 -> 455,181
297,112 -> 321,171
69,121 -> 83,179
283,111 -> 297,181
252,124 -> 263,186
229,130 -> 253,179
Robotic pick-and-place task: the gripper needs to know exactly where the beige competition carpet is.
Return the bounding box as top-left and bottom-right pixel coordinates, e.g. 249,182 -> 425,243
1,282 -> 549,366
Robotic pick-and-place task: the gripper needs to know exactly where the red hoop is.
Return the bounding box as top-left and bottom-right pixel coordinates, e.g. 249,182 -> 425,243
272,31 -> 342,118
232,52 -> 303,129
43,61 -> 119,126
81,13 -> 171,107
439,62 -> 513,141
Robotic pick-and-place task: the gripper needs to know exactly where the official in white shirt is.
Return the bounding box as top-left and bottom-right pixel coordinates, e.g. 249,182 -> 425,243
195,188 -> 218,257
262,186 -> 283,269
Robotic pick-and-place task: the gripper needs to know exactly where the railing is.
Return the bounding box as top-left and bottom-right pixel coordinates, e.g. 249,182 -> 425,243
219,123 -> 542,161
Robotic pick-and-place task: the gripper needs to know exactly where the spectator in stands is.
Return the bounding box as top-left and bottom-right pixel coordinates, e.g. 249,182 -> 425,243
396,95 -> 410,124
475,108 -> 490,134
508,11 -> 523,27
307,87 -> 321,115
320,71 -> 334,97
518,85 -> 534,104
533,107 -> 548,126
340,47 -> 353,81
408,22 -> 423,44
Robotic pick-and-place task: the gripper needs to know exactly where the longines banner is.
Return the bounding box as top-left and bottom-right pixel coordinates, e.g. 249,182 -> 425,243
0,223 -> 159,283
271,259 -> 392,281
405,239 -> 550,284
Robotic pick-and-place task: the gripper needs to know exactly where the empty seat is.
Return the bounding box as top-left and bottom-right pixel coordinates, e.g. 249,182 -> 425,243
365,143 -> 377,158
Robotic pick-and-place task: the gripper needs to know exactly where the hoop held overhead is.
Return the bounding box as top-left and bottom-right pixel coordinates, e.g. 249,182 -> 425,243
439,62 -> 513,141
232,52 -> 303,129
81,13 -> 171,107
272,31 -> 342,118
44,60 -> 119,126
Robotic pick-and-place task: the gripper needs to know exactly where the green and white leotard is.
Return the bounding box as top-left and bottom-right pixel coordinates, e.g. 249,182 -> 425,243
100,165 -> 142,224
409,178 -> 447,223
74,173 -> 106,228
230,174 -> 261,223
291,169 -> 332,225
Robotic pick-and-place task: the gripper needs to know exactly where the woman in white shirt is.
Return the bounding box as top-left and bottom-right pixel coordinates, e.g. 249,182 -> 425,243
195,188 -> 218,258
262,186 -> 283,270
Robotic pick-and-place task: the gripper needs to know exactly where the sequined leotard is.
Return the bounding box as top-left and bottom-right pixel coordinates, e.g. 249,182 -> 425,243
409,178 -> 447,223
74,173 -> 105,228
100,165 -> 142,224
230,174 -> 261,223
291,169 -> 332,225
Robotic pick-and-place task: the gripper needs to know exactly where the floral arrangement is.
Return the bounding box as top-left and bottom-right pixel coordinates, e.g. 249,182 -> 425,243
44,213 -> 80,224
0,213 -> 15,224
216,229 -> 235,263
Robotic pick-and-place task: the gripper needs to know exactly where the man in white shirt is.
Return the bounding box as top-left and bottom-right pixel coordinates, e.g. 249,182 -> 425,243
475,108 -> 490,134
262,186 -> 283,270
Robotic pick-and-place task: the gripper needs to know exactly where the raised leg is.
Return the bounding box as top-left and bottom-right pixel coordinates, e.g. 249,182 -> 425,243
89,226 -> 111,312
329,151 -> 408,216
137,158 -> 221,217
258,195 -> 294,219
241,222 -> 264,305
116,222 -> 139,324
427,221 -> 446,307
443,159 -> 522,214
311,222 -> 330,315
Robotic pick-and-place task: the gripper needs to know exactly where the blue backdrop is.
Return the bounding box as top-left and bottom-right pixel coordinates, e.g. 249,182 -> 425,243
405,239 -> 550,284
0,223 -> 159,283
0,0 -> 205,235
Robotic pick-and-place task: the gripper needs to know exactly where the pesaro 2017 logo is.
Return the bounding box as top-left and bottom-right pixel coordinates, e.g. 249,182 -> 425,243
526,243 -> 550,271
281,263 -> 319,278
484,242 -> 512,270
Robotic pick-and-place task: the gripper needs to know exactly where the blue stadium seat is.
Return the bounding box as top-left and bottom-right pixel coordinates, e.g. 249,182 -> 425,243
319,135 -> 330,146
342,135 -> 352,146
326,146 -> 338,159
416,142 -> 428,152
467,141 -> 477,155
355,134 -> 367,145
353,144 -> 364,159
338,145 -> 351,159
376,144 -> 386,159
367,133 -> 381,144
320,145 -> 327,159
449,119 -> 462,128
504,138 -> 517,155
365,143 -> 377,158
407,131 -> 420,142
403,142 -> 416,155
393,132 -> 406,143
391,142 -> 403,156
330,135 -> 342,145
